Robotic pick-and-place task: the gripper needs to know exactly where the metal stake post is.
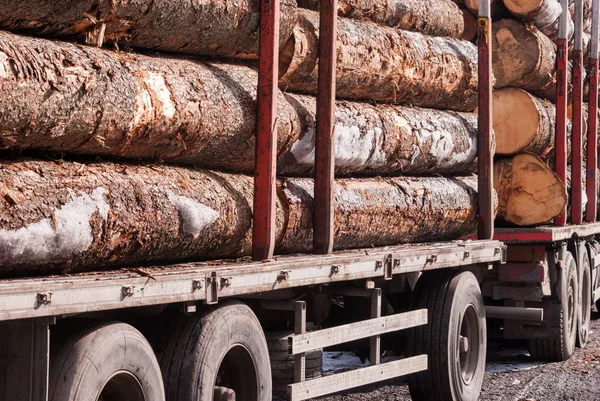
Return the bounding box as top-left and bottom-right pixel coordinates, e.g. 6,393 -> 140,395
252,0 -> 280,261
555,0 -> 570,226
572,0 -> 585,224
477,0 -> 494,240
313,0 -> 338,254
586,0 -> 600,222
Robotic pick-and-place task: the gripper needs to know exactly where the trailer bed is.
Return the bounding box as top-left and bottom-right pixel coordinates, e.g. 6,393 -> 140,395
494,222 -> 600,243
0,240 -> 504,321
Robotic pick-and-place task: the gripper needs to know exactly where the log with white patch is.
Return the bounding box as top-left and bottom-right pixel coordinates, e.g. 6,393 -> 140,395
279,9 -> 479,111
0,158 -> 483,277
0,31 -> 479,176
0,0 -> 298,60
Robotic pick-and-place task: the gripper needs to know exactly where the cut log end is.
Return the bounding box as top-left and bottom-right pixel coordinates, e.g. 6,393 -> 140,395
503,0 -> 546,16
462,9 -> 478,41
494,153 -> 567,226
492,88 -> 548,154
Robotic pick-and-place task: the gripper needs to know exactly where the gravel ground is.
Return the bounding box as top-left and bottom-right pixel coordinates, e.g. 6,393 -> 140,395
312,311 -> 600,401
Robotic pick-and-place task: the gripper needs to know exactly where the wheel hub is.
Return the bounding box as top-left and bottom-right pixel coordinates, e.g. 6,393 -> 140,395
458,304 -> 480,386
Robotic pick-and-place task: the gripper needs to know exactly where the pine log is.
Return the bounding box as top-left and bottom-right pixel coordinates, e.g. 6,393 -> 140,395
0,158 -> 481,277
0,0 -> 298,60
462,9 -> 478,41
464,0 -> 510,18
494,153 -> 567,225
279,9 -> 479,111
492,19 -> 558,100
502,0 -> 590,57
0,31 -> 479,176
492,88 -> 558,156
297,0 -> 464,38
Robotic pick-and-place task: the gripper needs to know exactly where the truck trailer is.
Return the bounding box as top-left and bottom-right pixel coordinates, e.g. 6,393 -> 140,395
0,1 -> 599,401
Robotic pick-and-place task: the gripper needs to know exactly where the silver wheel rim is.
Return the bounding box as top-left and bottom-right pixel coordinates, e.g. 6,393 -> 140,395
458,304 -> 480,386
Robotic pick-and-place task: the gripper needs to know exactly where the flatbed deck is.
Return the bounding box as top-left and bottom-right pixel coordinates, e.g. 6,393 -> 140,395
0,240 -> 504,321
493,222 -> 600,243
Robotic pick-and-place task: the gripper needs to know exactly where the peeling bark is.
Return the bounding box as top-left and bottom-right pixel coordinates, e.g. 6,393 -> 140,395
0,31 -> 479,176
0,0 -> 298,60
297,0 -> 464,38
279,9 -> 479,111
0,158 -> 482,277
494,153 -> 567,225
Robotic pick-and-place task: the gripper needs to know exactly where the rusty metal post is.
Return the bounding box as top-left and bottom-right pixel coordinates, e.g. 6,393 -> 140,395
252,0 -> 280,261
555,0 -> 570,226
586,0 -> 600,222
477,0 -> 494,240
572,0 -> 584,224
313,0 -> 338,254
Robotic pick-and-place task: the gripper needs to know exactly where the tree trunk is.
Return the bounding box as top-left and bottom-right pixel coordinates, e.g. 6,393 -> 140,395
492,19 -> 558,100
494,153 -> 567,225
297,0 -> 464,38
0,31 -> 479,176
279,9 -> 479,111
493,88 -> 558,156
0,0 -> 298,60
503,0 -> 591,58
0,158 -> 481,277
462,9 -> 478,41
464,0 -> 510,19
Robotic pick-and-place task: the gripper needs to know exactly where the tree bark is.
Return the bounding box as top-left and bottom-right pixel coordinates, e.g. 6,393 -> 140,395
503,0 -> 591,58
0,158 -> 481,277
297,0 -> 464,38
492,19 -> 558,100
279,9 -> 479,111
0,31 -> 479,176
494,153 -> 567,225
0,0 -> 298,60
462,9 -> 478,41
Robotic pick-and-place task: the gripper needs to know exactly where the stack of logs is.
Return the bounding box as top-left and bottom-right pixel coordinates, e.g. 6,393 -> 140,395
0,0 -> 569,277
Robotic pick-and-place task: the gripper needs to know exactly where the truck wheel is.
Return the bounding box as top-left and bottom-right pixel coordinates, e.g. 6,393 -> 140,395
157,301 -> 272,401
49,322 -> 165,401
577,246 -> 592,348
407,270 -> 486,401
528,251 -> 578,361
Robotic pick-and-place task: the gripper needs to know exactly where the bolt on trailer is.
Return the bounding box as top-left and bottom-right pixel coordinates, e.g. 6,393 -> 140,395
0,0 -> 597,401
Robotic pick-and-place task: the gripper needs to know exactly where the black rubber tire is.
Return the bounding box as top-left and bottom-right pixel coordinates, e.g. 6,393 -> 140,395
157,301 -> 272,401
266,330 -> 322,397
528,251 -> 578,362
407,270 -> 487,401
577,244 -> 592,348
49,321 -> 165,401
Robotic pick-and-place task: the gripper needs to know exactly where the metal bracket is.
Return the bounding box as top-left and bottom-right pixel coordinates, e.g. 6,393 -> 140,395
205,272 -> 219,305
383,254 -> 393,280
121,286 -> 134,299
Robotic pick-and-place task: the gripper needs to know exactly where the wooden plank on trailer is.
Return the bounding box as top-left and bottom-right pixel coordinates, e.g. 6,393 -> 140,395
288,355 -> 428,401
291,309 -> 427,355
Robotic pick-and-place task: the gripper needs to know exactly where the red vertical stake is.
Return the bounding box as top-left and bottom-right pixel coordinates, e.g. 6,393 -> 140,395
572,51 -> 584,224
313,0 -> 337,255
571,0 -> 584,224
555,0 -> 570,226
252,0 -> 280,261
477,1 -> 494,240
586,0 -> 599,222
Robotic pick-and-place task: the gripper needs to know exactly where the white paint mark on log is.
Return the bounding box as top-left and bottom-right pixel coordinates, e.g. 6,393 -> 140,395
167,191 -> 219,237
144,72 -> 176,119
290,124 -> 387,168
0,187 -> 109,264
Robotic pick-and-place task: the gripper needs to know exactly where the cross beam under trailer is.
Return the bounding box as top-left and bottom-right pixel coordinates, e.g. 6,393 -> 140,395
0,240 -> 504,322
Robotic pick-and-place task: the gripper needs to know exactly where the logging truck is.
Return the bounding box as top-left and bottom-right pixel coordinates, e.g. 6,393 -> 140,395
1,0 -> 600,401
